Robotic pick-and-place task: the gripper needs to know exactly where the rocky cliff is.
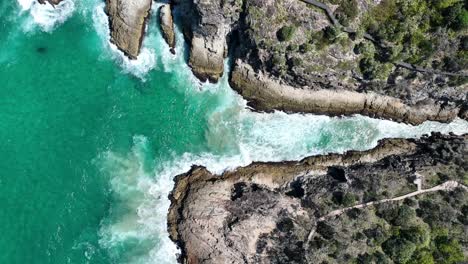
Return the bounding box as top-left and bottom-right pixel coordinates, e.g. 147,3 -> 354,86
105,0 -> 152,59
173,0 -> 467,124
168,133 -> 468,263
174,0 -> 242,82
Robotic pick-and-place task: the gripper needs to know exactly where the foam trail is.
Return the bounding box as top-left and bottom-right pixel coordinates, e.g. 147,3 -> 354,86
18,0 -> 75,32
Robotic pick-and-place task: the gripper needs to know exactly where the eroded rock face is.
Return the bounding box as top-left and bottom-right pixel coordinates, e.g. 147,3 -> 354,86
168,133 -> 467,263
230,61 -> 461,125
105,0 -> 152,59
174,0 -> 242,82
159,4 -> 176,54
173,0 -> 467,123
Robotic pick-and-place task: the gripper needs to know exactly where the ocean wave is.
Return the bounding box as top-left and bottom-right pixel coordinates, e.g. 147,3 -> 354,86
18,0 -> 75,32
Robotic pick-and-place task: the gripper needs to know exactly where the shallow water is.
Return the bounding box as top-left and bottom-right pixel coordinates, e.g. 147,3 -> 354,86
0,1 -> 467,263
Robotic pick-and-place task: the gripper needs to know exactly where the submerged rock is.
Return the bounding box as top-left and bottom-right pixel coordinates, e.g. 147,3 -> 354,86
159,4 -> 176,54
168,133 -> 467,263
105,0 -> 152,59
37,0 -> 62,5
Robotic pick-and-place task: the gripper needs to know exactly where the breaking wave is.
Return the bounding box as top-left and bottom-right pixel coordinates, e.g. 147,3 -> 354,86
18,0 -> 75,32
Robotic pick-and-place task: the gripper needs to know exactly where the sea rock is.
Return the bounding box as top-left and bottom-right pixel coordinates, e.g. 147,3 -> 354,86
174,0 -> 242,82
159,4 -> 176,54
37,0 -> 62,5
105,0 -> 152,59
168,133 -> 467,263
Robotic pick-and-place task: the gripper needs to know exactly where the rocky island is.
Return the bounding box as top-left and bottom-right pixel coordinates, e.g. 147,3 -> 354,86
105,0 -> 153,59
168,133 -> 467,263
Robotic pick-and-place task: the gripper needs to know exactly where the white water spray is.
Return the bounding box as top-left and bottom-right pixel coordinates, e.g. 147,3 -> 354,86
18,0 -> 75,32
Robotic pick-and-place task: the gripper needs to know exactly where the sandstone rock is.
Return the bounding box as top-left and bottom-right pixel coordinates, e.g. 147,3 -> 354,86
159,4 -> 176,54
229,60 -> 462,125
105,0 -> 152,59
175,0 -> 242,82
168,133 -> 467,263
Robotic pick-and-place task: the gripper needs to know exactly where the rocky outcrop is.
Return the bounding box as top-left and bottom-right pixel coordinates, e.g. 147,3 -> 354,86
168,133 -> 467,263
159,4 -> 176,54
105,0 -> 152,59
230,61 -> 461,125
172,0 -> 467,123
174,0 -> 242,82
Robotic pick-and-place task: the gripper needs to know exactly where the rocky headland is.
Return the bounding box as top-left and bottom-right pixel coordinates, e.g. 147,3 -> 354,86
171,0 -> 468,124
101,0 -> 467,124
168,132 -> 468,263
105,0 -> 153,59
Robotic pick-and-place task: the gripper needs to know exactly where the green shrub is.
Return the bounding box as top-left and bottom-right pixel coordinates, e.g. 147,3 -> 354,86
393,205 -> 417,227
323,26 -> 340,42
359,57 -> 378,80
299,43 -> 313,53
408,249 -> 435,264
444,2 -> 468,30
277,25 -> 296,42
433,236 -> 464,264
334,0 -> 359,26
382,237 -> 416,264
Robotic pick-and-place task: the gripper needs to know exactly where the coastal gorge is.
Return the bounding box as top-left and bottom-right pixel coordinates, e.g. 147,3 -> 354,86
3,0 -> 467,263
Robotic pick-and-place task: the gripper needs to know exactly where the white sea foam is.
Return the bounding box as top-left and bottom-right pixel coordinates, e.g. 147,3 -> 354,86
18,0 -> 75,32
98,114 -> 468,264
98,67 -> 468,264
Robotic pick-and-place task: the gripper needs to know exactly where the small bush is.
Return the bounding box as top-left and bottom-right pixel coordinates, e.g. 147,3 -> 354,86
299,43 -> 313,53
382,237 -> 416,264
335,0 -> 359,26
277,25 -> 296,42
323,26 -> 340,42
359,57 -> 378,80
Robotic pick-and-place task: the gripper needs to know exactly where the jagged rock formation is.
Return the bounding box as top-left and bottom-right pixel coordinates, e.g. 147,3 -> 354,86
168,133 -> 467,263
159,4 -> 176,54
105,0 -> 152,59
173,0 -> 242,82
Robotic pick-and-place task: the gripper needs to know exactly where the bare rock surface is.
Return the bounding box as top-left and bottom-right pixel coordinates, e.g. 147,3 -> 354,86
174,0 -> 242,82
230,61 -> 460,125
168,133 -> 467,263
105,0 -> 152,59
159,4 -> 176,54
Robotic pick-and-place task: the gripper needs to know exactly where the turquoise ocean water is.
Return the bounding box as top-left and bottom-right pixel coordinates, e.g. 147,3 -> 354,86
0,1 -> 467,263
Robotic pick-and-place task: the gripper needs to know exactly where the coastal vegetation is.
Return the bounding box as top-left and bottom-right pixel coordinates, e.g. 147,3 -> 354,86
309,188 -> 468,264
